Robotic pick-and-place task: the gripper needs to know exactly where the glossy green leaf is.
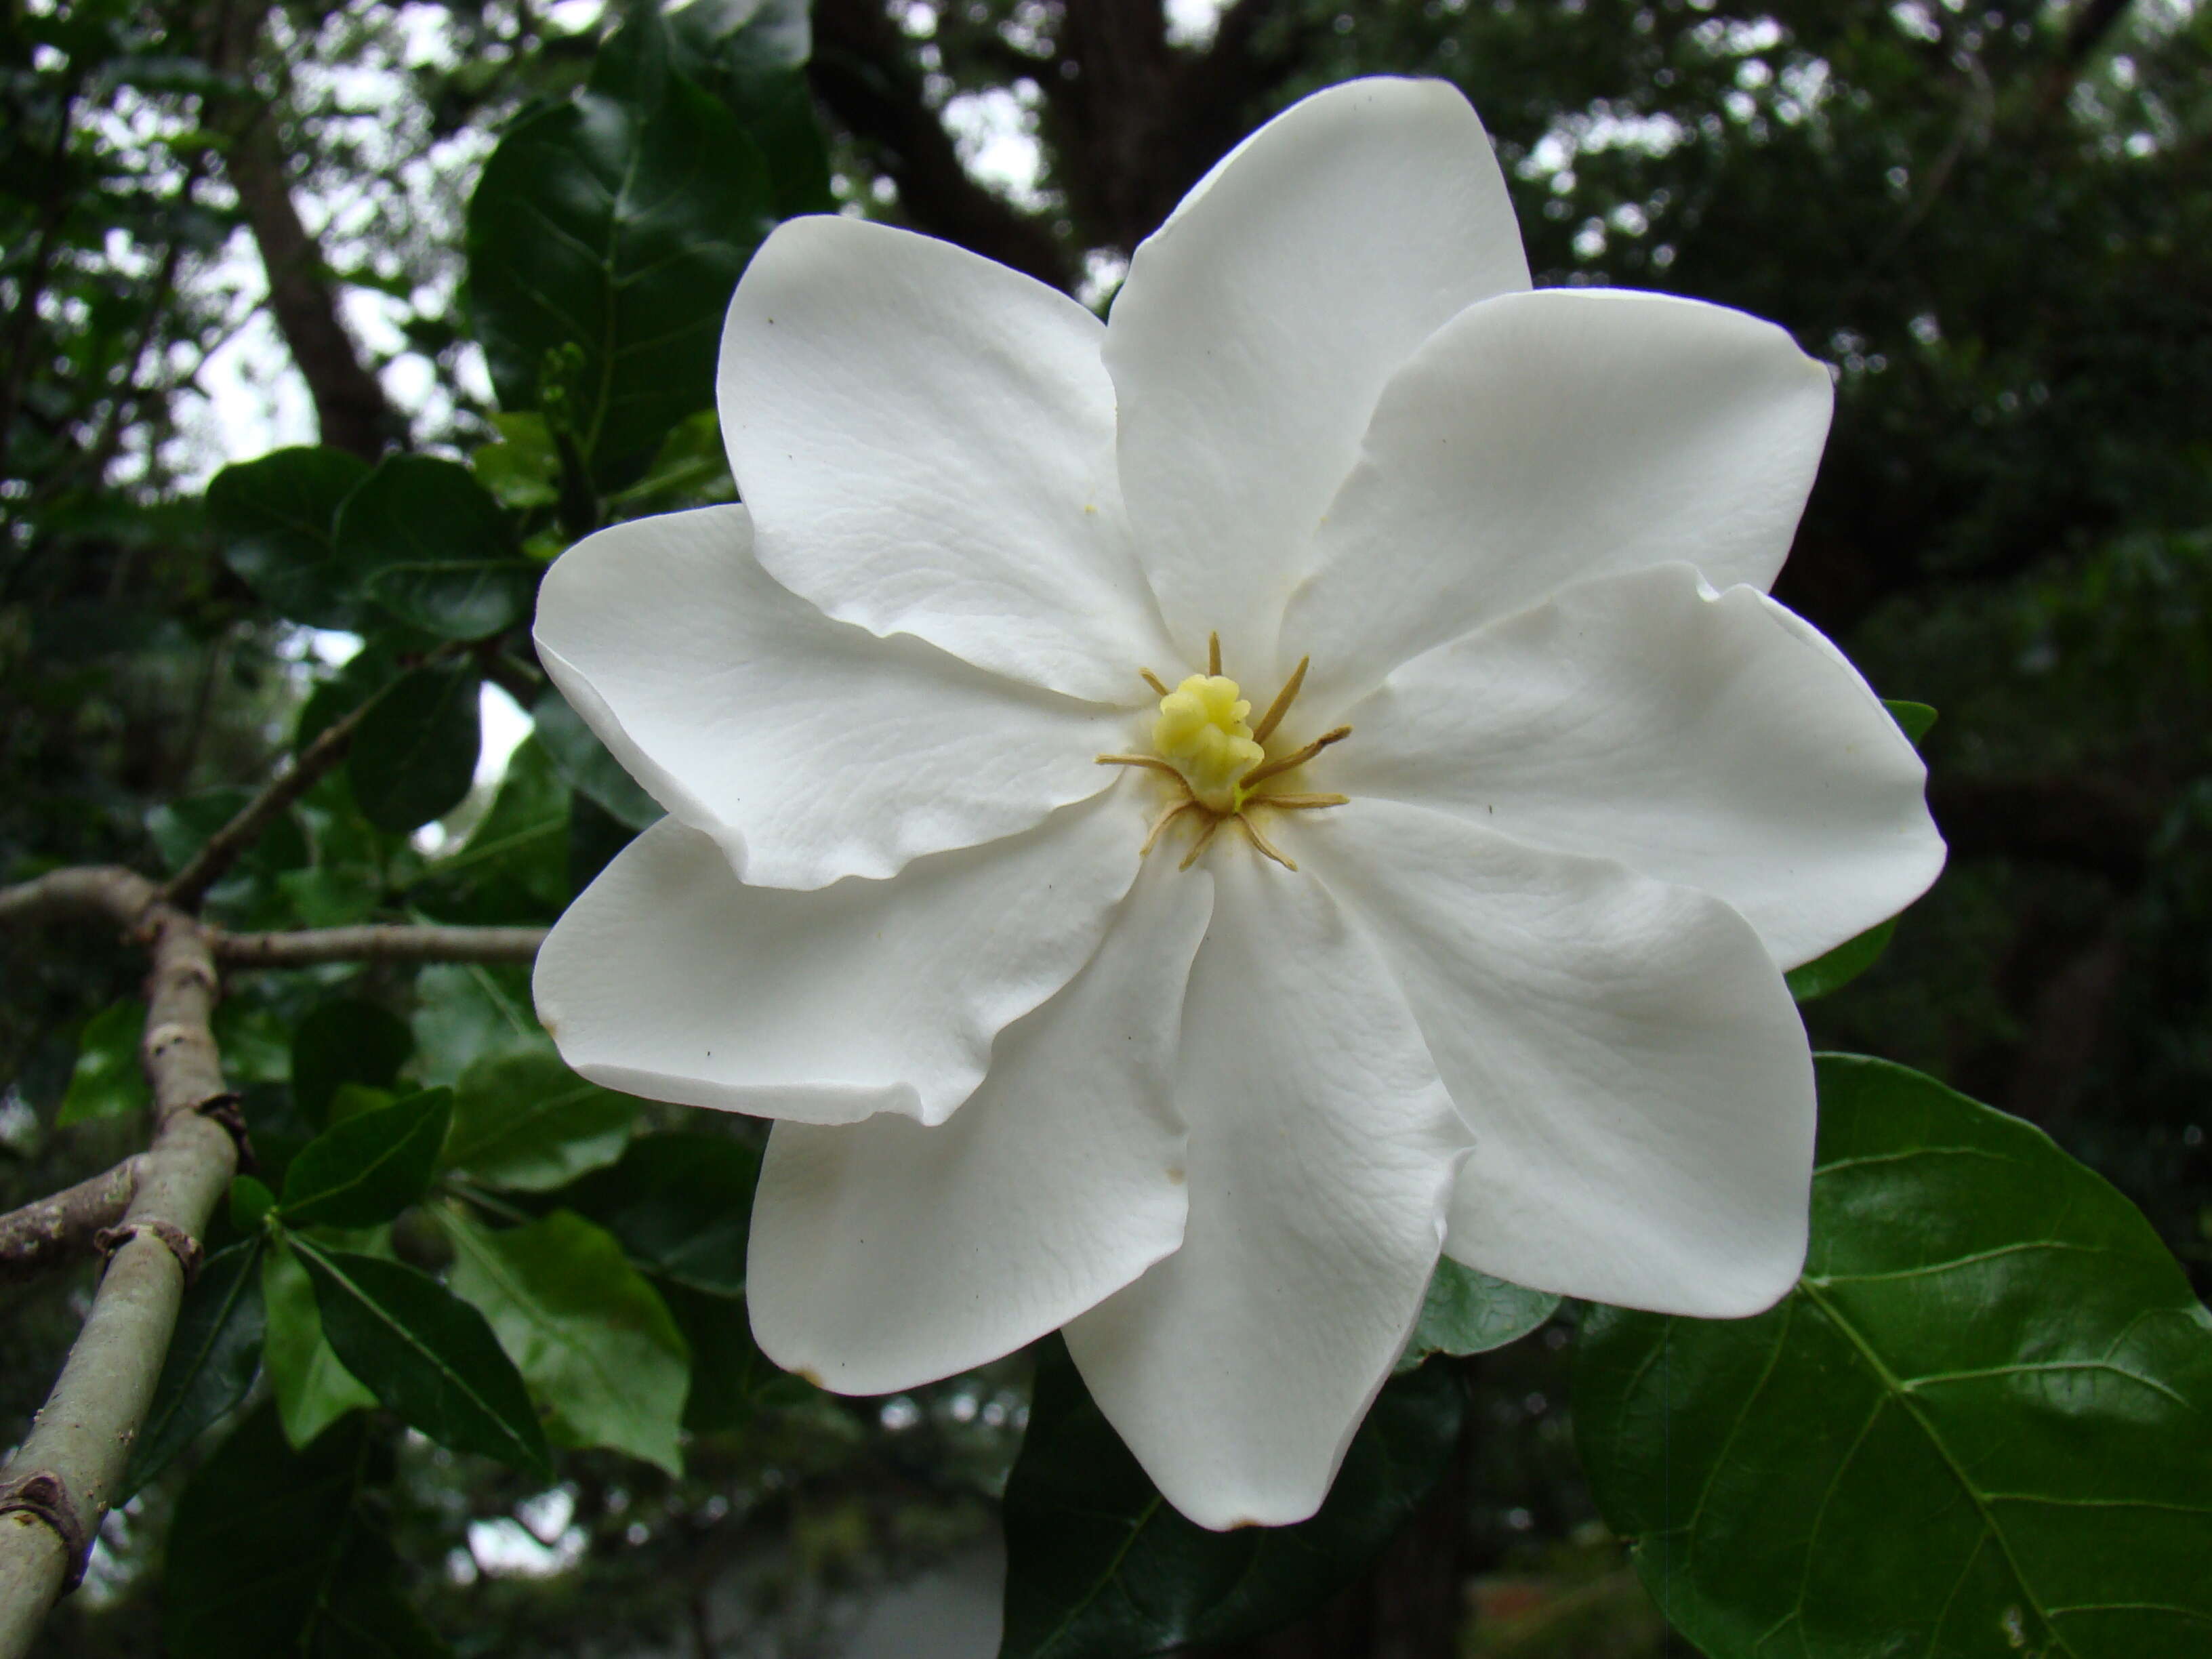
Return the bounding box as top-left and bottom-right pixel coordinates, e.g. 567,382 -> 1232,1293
665,0 -> 833,218
445,1209 -> 689,1473
348,662 -> 481,833
409,962 -> 548,1086
122,1238 -> 266,1496
532,684 -> 663,830
333,453 -> 535,640
443,1048 -> 636,1192
1000,1345 -> 1465,1658
291,998 -> 414,1127
1574,1054 -> 2212,1658
230,1173 -> 276,1233
1885,699 -> 1939,746
560,1130 -> 759,1295
661,1281 -> 809,1433
57,998 -> 148,1125
1786,916 -> 1900,1003
464,11 -> 775,474
279,1088 -> 452,1227
163,1406 -> 448,1658
262,1240 -> 377,1448
409,735 -> 570,924
470,411 -> 562,510
1395,1258 -> 1559,1373
207,445 -> 373,630
295,1239 -> 551,1476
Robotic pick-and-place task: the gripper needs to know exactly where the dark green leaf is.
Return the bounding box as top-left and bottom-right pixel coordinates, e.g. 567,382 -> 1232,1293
230,1173 -> 276,1232
163,1406 -> 448,1658
470,411 -> 562,510
1785,916 -> 1899,1003
1395,1258 -> 1559,1372
464,13 -> 775,474
291,998 -> 415,1128
1574,1054 -> 2212,1659
1000,1345 -> 1465,1658
408,736 -> 570,924
263,1240 -> 377,1448
333,454 -> 536,640
443,1048 -> 636,1191
123,1238 -> 266,1496
445,1209 -> 689,1473
533,683 -> 663,830
561,1130 -> 758,1294
348,663 -> 482,833
1884,699 -> 1939,746
57,998 -> 148,1125
665,0 -> 833,218
296,1240 -> 551,1475
409,962 -> 548,1086
147,785 -> 311,924
207,445 -> 373,629
279,1088 -> 452,1227
662,1281 -> 806,1433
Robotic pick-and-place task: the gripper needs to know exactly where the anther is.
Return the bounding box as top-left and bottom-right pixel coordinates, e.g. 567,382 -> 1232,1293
1141,799 -> 1202,855
1235,814 -> 1298,872
1206,632 -> 1222,677
1252,792 -> 1349,811
1179,815 -> 1225,870
1249,656 -> 1309,745
1096,754 -> 1185,779
1237,725 -> 1352,791
1139,668 -> 1170,697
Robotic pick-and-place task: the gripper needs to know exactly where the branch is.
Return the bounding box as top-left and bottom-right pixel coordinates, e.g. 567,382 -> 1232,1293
161,693 -> 372,909
213,923 -> 546,968
0,1160 -> 144,1287
0,885 -> 237,1653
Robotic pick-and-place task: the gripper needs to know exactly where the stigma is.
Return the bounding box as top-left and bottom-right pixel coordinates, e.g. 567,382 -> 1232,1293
1096,633 -> 1351,872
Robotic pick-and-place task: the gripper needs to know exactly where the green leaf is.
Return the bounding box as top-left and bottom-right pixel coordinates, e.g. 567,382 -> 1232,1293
1785,916 -> 1900,1003
410,962 -> 549,1086
57,998 -> 149,1125
444,1209 -> 689,1473
408,736 -> 570,924
333,454 -> 536,640
532,683 -> 663,830
229,1173 -> 276,1232
279,1088 -> 452,1227
291,998 -> 414,1127
1395,1258 -> 1559,1373
1000,1345 -> 1465,1658
208,445 -> 373,630
470,411 -> 562,510
661,1280 -> 807,1433
443,1048 -> 636,1191
295,1239 -> 551,1475
122,1238 -> 266,1496
262,1240 -> 377,1448
147,785 -> 311,923
665,0 -> 833,218
1884,698 -> 1939,746
348,662 -> 482,833
560,1130 -> 759,1294
464,12 -> 775,474
163,1405 -> 450,1659
1574,1054 -> 2212,1659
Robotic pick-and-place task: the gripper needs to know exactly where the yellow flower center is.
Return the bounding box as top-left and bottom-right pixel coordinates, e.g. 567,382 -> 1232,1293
1096,633 -> 1351,872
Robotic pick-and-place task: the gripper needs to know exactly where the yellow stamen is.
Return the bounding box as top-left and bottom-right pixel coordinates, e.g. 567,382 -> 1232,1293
1139,667 -> 1171,697
1249,655 -> 1309,745
1206,631 -> 1222,676
1096,753 -> 1186,779
1141,798 -> 1201,855
1179,815 -> 1225,870
1238,725 -> 1351,792
1252,792 -> 1349,811
1236,813 -> 1298,872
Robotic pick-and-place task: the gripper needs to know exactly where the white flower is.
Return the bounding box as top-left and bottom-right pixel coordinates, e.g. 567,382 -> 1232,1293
531,77 -> 1944,1529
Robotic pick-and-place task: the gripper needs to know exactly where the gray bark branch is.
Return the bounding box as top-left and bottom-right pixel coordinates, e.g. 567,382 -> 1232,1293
214,922 -> 546,968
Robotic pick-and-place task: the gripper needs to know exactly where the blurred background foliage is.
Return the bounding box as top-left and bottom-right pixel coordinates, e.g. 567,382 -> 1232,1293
1,0 -> 2206,1652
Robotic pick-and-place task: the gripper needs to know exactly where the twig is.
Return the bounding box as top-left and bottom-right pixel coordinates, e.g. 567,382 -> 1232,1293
161,695 -> 374,909
0,869 -> 239,1657
213,922 -> 546,968
0,1160 -> 143,1287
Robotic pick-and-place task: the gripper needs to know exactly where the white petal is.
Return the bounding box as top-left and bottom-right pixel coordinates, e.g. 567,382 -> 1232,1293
718,216 -> 1170,703
1063,844 -> 1465,1530
533,789 -> 1144,1126
1331,563 -> 1945,968
1284,287 -> 1835,711
1104,77 -> 1528,678
1299,799 -> 1814,1317
747,858 -> 1210,1394
535,505 -> 1129,890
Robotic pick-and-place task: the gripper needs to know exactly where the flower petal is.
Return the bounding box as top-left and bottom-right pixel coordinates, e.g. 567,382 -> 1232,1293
1298,798 -> 1815,1317
533,788 -> 1145,1126
1330,563 -> 1945,968
1063,844 -> 1465,1530
535,505 -> 1130,890
1284,287 -> 1835,711
747,858 -> 1210,1394
718,216 -> 1170,703
1103,77 -> 1528,677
